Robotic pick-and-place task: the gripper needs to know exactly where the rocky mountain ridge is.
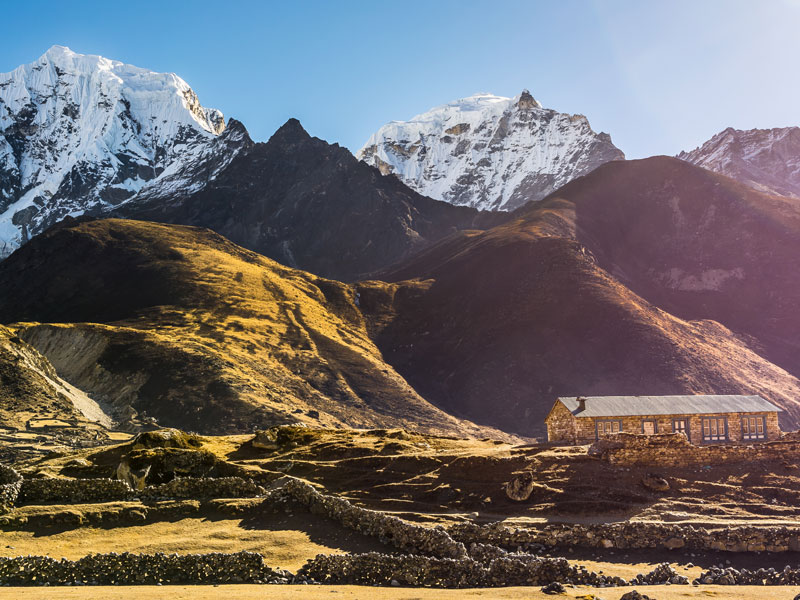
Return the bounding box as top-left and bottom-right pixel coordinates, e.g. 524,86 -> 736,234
114,118 -> 505,281
358,91 -> 624,211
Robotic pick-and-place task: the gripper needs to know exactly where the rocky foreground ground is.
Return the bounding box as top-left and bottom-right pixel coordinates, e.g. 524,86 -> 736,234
2,426 -> 800,598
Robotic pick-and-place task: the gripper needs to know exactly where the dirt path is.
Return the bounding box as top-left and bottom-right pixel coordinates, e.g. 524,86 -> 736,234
0,584 -> 798,599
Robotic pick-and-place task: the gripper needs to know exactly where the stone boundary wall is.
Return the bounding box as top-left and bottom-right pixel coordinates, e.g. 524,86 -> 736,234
0,548 -> 688,588
589,432 -> 800,467
0,551 -> 299,586
19,478 -> 132,505
14,476 -> 265,506
449,521 -> 800,553
297,552 -> 687,588
696,565 -> 800,585
282,478 -> 467,559
0,465 -> 21,513
140,477 -> 266,500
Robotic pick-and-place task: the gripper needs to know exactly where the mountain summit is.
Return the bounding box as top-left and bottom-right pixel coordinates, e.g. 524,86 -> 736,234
0,46 -> 245,257
357,91 -> 624,211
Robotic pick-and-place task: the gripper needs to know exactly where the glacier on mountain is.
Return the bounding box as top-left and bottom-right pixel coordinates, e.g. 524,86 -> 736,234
0,46 -> 245,257
357,90 -> 624,211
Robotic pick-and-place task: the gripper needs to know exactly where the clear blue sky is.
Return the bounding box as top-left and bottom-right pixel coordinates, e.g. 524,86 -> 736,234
2,0 -> 799,158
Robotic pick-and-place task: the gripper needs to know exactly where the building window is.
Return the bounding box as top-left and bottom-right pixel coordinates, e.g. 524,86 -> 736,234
672,418 -> 690,440
641,420 -> 657,435
596,420 -> 622,438
742,415 -> 766,441
702,417 -> 728,442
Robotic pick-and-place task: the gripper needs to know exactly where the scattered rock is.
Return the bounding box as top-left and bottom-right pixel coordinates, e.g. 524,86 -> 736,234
542,581 -> 565,594
619,591 -> 654,600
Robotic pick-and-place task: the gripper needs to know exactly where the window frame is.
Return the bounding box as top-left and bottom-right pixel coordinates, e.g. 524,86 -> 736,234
672,418 -> 690,441
701,416 -> 729,443
741,414 -> 767,441
641,419 -> 658,435
595,419 -> 623,440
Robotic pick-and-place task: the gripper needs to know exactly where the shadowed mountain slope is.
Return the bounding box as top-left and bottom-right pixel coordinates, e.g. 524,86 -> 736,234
0,218 -> 510,438
114,119 -> 504,281
372,158 -> 800,435
531,157 -> 800,376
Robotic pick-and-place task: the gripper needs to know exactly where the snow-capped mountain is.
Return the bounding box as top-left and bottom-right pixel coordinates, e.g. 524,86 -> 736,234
678,127 -> 800,198
357,91 -> 624,211
0,46 -> 246,257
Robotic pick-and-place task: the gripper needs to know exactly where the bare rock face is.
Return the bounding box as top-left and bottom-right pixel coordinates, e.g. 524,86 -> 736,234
358,90 -> 624,211
505,471 -> 536,501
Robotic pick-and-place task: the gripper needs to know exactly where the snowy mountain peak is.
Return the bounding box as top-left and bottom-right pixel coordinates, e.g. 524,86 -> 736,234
678,126 -> 800,198
0,47 -> 244,257
357,90 -> 623,211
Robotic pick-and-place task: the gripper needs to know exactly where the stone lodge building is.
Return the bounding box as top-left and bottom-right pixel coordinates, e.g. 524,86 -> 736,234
545,395 -> 782,445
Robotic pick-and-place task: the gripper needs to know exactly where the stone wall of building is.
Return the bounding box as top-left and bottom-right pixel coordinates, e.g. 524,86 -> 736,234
590,432 -> 800,467
545,401 -> 578,442
548,403 -> 780,445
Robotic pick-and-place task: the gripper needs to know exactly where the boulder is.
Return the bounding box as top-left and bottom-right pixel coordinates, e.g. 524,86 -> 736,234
641,473 -> 670,492
505,472 -> 536,502
252,430 -> 279,451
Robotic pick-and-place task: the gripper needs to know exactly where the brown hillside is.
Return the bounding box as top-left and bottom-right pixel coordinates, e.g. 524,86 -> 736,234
0,218 -> 509,439
0,325 -> 82,429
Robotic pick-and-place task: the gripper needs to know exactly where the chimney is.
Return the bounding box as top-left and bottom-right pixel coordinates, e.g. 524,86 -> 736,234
577,397 -> 586,412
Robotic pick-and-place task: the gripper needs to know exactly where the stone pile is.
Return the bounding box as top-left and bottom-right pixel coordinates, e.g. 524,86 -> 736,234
0,551 -> 300,586
629,563 -> 688,585
0,465 -> 21,513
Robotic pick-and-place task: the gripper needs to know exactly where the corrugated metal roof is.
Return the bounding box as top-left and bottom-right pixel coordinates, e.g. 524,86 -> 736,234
558,395 -> 782,417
